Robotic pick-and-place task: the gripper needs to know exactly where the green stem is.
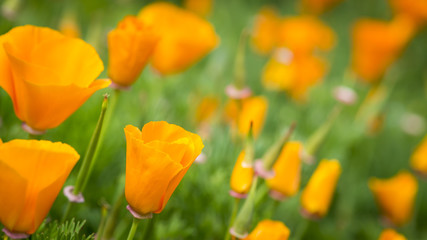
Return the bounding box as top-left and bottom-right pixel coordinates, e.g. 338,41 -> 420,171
262,122 -> 296,170
224,198 -> 240,240
96,204 -> 109,240
28,134 -> 42,140
126,218 -> 141,240
293,218 -> 310,240
102,190 -> 126,239
62,95 -> 109,221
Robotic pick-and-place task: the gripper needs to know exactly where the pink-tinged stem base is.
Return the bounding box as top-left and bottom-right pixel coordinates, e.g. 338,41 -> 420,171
228,190 -> 247,199
109,81 -> 131,91
63,185 -> 85,203
229,227 -> 248,239
126,205 -> 153,219
333,86 -> 357,105
2,228 -> 29,239
254,160 -> 275,179
268,190 -> 288,201
225,85 -> 252,99
21,123 -> 45,135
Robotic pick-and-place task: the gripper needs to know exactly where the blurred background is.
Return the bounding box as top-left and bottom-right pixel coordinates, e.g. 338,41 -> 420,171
1,0 -> 427,239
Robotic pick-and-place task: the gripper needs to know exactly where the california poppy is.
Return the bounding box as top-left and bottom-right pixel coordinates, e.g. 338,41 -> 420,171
352,16 -> 416,83
378,229 -> 407,240
0,139 -> 79,235
243,220 -> 290,240
301,159 -> 341,218
0,25 -> 110,132
108,16 -> 158,88
124,121 -> 204,216
389,0 -> 427,27
137,2 -> 219,75
230,151 -> 254,198
183,0 -> 213,17
251,7 -> 281,55
267,142 -> 303,200
410,135 -> 427,174
369,171 -> 418,226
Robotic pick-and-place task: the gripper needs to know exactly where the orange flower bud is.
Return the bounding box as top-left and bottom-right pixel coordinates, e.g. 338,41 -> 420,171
124,121 -> 204,215
411,135 -> 427,174
138,2 -> 219,75
0,139 -> 79,235
369,171 -> 418,226
230,151 -> 255,197
243,220 -> 290,240
277,16 -> 335,55
108,16 -> 158,87
378,229 -> 407,240
195,96 -> 219,124
0,25 -> 110,132
389,0 -> 427,27
262,53 -> 327,102
184,0 -> 213,17
267,142 -> 303,199
251,7 -> 281,55
301,0 -> 343,15
352,16 -> 416,83
301,159 -> 341,218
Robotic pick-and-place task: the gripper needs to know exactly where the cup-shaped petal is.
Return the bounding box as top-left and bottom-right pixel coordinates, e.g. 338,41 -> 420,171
267,142 -> 303,197
0,25 -> 109,131
137,2 -> 219,75
230,151 -> 254,195
378,229 -> 407,240
251,7 -> 281,55
411,135 -> 427,174
108,16 -> 158,87
243,220 -> 290,240
369,171 -> 418,226
0,139 -> 79,234
301,159 -> 341,218
389,0 -> 427,27
237,96 -> 268,139
124,122 -> 204,215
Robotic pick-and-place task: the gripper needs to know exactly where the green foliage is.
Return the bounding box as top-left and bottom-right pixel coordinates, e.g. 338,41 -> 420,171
32,219 -> 94,240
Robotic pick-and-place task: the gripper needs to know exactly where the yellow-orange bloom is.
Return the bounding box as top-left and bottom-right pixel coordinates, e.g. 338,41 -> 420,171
277,16 -> 335,55
251,7 -> 281,55
195,96 -> 219,124
262,53 -> 327,101
138,2 -> 219,75
124,121 -> 204,215
410,135 -> 427,174
301,0 -> 343,15
230,151 -> 254,196
0,25 -> 110,131
389,0 -> 427,27
301,159 -> 341,218
378,229 -> 407,240
108,16 -> 158,87
184,0 -> 213,17
0,139 -> 79,235
267,142 -> 303,199
369,171 -> 418,226
243,220 -> 290,240
352,17 -> 416,83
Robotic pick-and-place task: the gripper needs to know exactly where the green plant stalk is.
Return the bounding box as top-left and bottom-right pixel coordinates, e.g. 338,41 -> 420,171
242,123 -> 254,166
224,198 -> 240,240
231,177 -> 259,237
234,29 -> 248,89
96,204 -> 109,240
28,134 -> 42,140
102,190 -> 126,239
262,122 -> 296,170
126,218 -> 141,240
305,105 -> 342,157
62,95 -> 109,221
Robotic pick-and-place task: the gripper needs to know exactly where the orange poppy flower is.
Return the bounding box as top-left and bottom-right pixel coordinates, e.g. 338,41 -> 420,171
0,139 -> 79,235
195,96 -> 219,124
124,121 -> 204,216
301,0 -> 343,15
369,171 -> 418,226
267,142 -> 303,199
230,151 -> 254,197
262,52 -> 327,101
108,16 -> 158,88
251,7 -> 281,55
352,16 -> 416,83
0,25 -> 110,132
184,0 -> 213,17
137,2 -> 219,75
301,159 -> 341,218
378,229 -> 407,240
243,220 -> 290,240
389,0 -> 427,27
410,135 -> 427,174
277,16 -> 335,55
